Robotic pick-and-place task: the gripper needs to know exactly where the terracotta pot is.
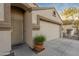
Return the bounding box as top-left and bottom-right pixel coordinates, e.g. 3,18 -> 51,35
35,42 -> 43,45
34,42 -> 44,52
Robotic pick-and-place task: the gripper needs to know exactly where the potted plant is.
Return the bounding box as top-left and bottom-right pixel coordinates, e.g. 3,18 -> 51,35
33,35 -> 46,52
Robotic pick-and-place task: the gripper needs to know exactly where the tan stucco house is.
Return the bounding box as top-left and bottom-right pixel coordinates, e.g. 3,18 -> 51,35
0,3 -> 62,55
63,24 -> 76,37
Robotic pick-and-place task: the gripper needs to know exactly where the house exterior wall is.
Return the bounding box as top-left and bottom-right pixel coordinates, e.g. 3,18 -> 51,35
32,9 -> 62,41
0,3 -> 62,55
63,25 -> 77,37
32,9 -> 62,25
0,3 -> 33,55
11,4 -> 33,48
11,6 -> 24,45
0,31 -> 11,55
63,25 -> 73,33
24,11 -> 33,48
32,20 -> 60,41
0,4 -> 4,21
0,4 -> 11,55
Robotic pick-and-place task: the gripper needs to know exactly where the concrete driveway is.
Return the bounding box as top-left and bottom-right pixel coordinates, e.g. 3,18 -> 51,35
13,38 -> 79,56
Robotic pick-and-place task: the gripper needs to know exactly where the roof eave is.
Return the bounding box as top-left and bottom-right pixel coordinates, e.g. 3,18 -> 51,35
31,7 -> 54,11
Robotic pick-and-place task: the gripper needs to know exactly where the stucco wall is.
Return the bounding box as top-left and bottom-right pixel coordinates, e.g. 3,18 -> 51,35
24,11 -> 33,48
63,25 -> 73,33
11,3 -> 33,48
0,4 -> 4,21
0,4 -> 11,55
0,31 -> 11,55
32,9 -> 62,25
32,20 -> 60,41
32,8 -> 62,41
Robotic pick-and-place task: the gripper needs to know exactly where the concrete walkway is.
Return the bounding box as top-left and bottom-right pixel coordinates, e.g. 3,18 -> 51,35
13,44 -> 35,56
13,38 -> 79,56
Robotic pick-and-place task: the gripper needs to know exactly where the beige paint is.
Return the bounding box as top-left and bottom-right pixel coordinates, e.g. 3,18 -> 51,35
32,8 -> 62,41
63,25 -> 73,33
0,3 -> 11,56
0,3 -> 62,55
0,6 -> 11,56
0,4 -> 4,21
32,9 -> 62,25
11,4 -> 33,48
33,20 -> 60,41
11,4 -> 32,48
0,4 -> 11,28
0,3 -> 33,55
0,31 -> 11,55
11,6 -> 24,45
24,11 -> 33,48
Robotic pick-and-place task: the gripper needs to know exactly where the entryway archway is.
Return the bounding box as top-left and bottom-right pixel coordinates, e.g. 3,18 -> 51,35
11,3 -> 33,48
11,6 -> 25,45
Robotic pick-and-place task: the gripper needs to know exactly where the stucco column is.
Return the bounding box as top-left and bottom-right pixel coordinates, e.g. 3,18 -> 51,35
60,25 -> 63,38
0,3 -> 11,55
24,11 -> 33,48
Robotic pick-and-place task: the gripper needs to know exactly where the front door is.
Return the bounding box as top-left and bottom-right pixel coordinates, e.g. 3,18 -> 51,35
11,6 -> 24,45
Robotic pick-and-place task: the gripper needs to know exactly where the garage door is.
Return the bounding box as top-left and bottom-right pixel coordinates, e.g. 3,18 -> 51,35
40,20 -> 60,41
40,21 -> 60,40
11,6 -> 24,45
32,20 -> 60,40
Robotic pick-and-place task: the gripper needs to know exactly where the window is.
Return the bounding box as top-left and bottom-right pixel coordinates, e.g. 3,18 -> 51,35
67,29 -> 72,34
52,11 -> 56,17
